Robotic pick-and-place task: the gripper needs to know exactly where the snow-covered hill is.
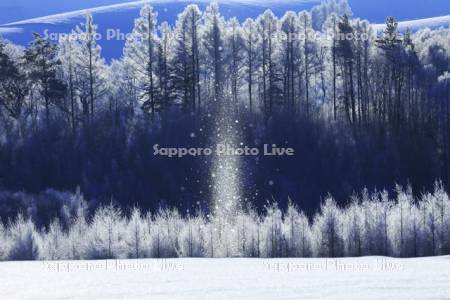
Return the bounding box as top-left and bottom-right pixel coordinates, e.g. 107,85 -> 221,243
374,14 -> 450,32
1,257 -> 450,299
0,27 -> 22,34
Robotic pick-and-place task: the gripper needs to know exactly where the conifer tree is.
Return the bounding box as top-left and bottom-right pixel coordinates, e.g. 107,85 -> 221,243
124,5 -> 159,115
73,13 -> 108,121
25,33 -> 66,128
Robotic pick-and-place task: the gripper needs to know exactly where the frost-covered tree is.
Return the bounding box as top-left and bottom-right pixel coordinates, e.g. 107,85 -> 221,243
7,214 -> 40,260
390,185 -> 415,257
257,10 -> 279,113
235,210 -> 249,256
240,209 -> 262,257
25,33 -> 66,128
147,208 -> 182,258
202,2 -> 225,101
171,5 -> 202,109
124,5 -> 158,115
409,198 -> 421,257
0,222 -> 9,260
86,203 -> 125,259
67,202 -> 89,259
211,213 -> 239,258
242,18 -> 259,111
155,22 -> 173,109
343,197 -> 364,256
125,207 -> 147,258
109,59 -> 137,118
311,0 -> 352,31
261,203 -> 283,257
0,39 -> 28,120
375,16 -> 406,129
313,197 -> 343,257
298,11 -> 318,117
58,35 -> 80,133
280,12 -> 300,110
424,182 -> 450,255
435,182 -> 450,254
423,192 -> 439,255
283,201 -> 312,257
224,17 -> 245,103
322,13 -> 340,120
40,218 -> 67,260
336,14 -> 357,125
352,19 -> 373,126
361,191 -> 392,256
178,212 -> 206,257
72,13 -> 108,121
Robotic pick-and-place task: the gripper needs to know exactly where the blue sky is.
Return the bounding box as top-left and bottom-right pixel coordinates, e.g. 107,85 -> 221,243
1,0 -> 450,24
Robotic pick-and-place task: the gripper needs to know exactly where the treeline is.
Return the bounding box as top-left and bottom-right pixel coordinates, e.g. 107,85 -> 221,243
0,0 -> 449,216
1,1 -> 448,134
0,182 -> 449,260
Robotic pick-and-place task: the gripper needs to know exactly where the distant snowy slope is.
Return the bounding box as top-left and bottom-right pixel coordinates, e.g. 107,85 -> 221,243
0,27 -> 23,34
373,14 -> 450,32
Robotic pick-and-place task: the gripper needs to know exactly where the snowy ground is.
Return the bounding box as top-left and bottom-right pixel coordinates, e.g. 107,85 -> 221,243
1,256 -> 450,300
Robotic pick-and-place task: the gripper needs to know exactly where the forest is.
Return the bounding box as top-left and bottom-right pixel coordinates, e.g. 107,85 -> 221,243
0,0 -> 449,244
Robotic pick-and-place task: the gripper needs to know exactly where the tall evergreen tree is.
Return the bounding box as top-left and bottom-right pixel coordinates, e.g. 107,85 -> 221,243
257,10 -> 279,114
0,40 -> 28,120
280,12 -> 300,111
336,14 -> 356,125
225,17 -> 245,104
124,5 -> 159,115
242,18 -> 259,112
72,13 -> 108,121
25,33 -> 66,128
171,5 -> 202,110
58,35 -> 80,133
155,22 -> 172,110
203,2 -> 225,101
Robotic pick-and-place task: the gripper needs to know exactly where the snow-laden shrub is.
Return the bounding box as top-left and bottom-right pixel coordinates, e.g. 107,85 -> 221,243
40,219 -> 68,260
7,214 -> 41,260
59,188 -> 88,230
260,204 -> 284,258
234,211 -> 260,257
206,212 -> 242,258
177,214 -> 206,257
432,182 -> 450,255
389,186 -> 417,257
420,182 -> 450,256
66,208 -> 89,260
148,209 -> 183,258
361,191 -> 392,256
342,198 -> 364,257
85,204 -> 127,259
0,222 -> 10,260
283,203 -> 313,257
125,207 -> 150,259
312,197 -> 344,258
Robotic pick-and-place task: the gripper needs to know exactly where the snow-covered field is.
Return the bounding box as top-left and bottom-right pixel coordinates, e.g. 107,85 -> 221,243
1,256 -> 450,300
